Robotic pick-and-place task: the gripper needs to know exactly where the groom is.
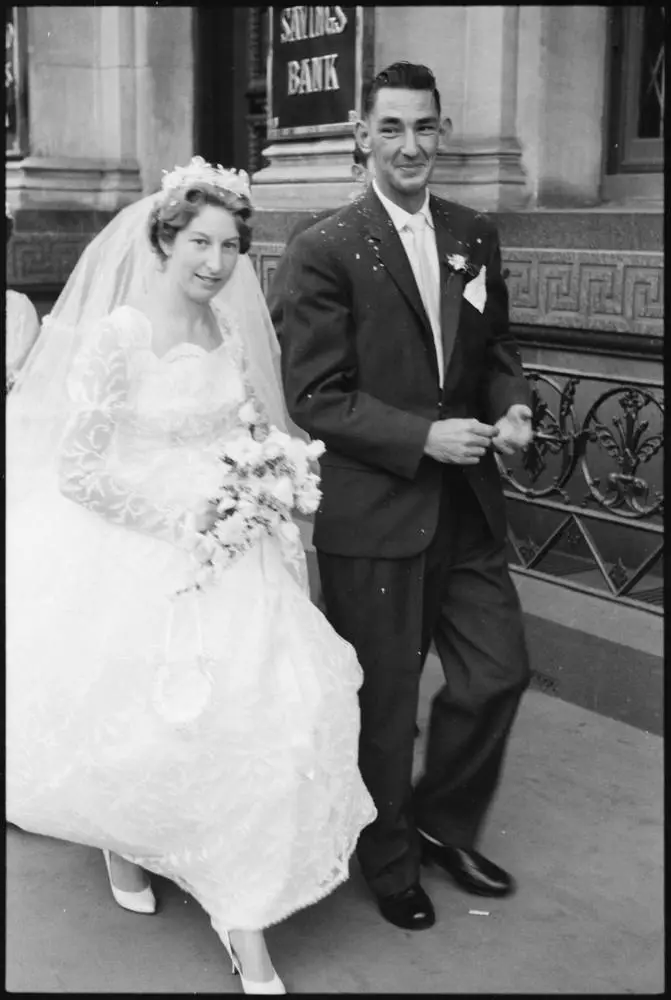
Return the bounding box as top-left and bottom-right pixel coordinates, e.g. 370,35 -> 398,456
279,62 -> 533,930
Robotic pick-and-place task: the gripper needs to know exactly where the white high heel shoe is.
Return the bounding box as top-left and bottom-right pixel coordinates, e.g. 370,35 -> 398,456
102,849 -> 156,914
220,929 -> 286,995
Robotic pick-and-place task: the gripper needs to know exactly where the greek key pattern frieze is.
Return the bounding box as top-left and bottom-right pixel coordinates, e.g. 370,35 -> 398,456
251,243 -> 664,336
9,237 -> 664,343
504,248 -> 663,336
7,233 -> 95,287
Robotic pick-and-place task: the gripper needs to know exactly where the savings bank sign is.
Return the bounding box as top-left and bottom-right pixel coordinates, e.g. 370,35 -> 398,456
267,6 -> 363,140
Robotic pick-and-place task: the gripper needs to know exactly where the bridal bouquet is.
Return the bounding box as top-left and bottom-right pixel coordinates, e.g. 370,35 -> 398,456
186,399 -> 324,591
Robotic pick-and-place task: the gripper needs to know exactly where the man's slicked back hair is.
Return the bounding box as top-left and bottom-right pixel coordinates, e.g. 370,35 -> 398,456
362,61 -> 441,118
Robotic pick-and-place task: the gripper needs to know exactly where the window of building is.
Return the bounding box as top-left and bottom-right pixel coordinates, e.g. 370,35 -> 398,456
5,6 -> 29,159
603,5 -> 664,201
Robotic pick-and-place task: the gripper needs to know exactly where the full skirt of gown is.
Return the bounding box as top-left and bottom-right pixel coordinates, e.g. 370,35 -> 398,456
6,307 -> 376,931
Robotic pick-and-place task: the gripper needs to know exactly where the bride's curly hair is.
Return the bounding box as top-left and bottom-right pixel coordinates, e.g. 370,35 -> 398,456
148,182 -> 253,261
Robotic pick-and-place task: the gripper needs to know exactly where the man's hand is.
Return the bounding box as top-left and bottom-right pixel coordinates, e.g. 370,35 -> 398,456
492,404 -> 533,456
424,418 -> 499,465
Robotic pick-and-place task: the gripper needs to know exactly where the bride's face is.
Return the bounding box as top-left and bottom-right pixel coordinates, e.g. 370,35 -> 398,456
166,204 -> 241,303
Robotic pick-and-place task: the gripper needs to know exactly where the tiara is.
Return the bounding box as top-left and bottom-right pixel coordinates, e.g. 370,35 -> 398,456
160,156 -> 252,204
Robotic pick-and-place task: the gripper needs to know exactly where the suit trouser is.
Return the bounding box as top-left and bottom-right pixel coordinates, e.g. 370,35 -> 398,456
317,467 -> 531,898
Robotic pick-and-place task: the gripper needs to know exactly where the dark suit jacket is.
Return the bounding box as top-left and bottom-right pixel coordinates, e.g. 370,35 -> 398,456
278,187 -> 531,559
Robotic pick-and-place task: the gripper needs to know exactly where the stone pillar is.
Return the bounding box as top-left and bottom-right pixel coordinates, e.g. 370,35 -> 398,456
414,5 -> 528,211
134,6 -> 195,195
6,5 -> 142,213
6,6 -> 196,298
517,6 -> 608,208
251,135 -> 360,211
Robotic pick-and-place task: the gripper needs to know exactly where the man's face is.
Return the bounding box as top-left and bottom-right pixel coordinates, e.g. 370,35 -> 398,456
357,87 -> 443,208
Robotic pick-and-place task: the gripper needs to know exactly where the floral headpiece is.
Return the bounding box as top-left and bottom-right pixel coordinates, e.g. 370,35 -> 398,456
160,156 -> 252,205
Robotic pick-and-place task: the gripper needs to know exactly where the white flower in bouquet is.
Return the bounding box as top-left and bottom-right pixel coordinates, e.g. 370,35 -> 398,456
180,425 -> 326,596
213,511 -> 247,545
306,439 -> 325,461
253,470 -> 278,495
296,478 -> 322,515
221,436 -> 252,466
238,399 -> 259,427
268,475 -> 295,508
222,435 -> 264,467
262,439 -> 283,461
246,439 -> 265,464
216,492 -> 237,515
265,428 -> 292,451
283,436 -> 311,469
236,495 -> 259,519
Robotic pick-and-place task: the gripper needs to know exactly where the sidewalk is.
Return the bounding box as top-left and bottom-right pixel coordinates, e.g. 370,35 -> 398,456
6,653 -> 663,994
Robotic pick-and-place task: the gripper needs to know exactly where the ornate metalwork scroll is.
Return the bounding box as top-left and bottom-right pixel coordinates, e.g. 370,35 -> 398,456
499,364 -> 664,614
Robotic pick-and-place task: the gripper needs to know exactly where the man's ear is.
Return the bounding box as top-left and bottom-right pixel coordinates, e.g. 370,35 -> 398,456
439,117 -> 453,144
355,118 -> 372,156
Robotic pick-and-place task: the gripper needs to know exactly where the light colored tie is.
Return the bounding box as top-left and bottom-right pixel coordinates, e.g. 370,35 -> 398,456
404,214 -> 443,385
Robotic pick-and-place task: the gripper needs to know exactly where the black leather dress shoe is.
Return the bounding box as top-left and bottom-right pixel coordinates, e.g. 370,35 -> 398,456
420,838 -> 515,897
377,883 -> 436,930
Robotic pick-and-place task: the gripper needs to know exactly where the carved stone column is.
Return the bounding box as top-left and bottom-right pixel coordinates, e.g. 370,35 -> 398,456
421,5 -> 528,210
6,6 -> 142,214
516,6 -> 608,207
6,6 -> 143,298
6,6 -> 196,297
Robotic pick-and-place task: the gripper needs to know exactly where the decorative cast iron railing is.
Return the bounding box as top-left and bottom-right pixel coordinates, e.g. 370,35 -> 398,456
499,360 -> 664,615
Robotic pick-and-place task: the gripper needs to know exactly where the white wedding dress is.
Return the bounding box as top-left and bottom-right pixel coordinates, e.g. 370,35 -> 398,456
6,301 -> 376,932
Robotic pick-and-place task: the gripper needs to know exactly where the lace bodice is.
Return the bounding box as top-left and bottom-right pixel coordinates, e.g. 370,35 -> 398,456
58,303 -> 262,553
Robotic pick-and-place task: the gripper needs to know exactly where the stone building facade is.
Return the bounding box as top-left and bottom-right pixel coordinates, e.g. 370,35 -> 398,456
5,6 -> 664,732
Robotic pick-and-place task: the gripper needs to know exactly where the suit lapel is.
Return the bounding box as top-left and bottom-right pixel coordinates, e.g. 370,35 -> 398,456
359,189 -> 439,381
430,196 -> 465,390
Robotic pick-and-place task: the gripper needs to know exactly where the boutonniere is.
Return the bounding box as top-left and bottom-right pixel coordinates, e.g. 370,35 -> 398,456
445,252 -> 480,283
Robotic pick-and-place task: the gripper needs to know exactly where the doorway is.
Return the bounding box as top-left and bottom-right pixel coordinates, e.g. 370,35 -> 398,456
194,7 -> 269,175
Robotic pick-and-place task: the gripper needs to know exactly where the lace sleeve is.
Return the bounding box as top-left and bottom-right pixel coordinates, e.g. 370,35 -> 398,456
57,316 -> 198,551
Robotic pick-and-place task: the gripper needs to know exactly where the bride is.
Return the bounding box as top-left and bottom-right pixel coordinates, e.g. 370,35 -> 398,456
6,157 -> 376,994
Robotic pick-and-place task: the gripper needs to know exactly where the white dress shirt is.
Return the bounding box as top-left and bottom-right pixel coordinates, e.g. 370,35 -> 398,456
372,179 -> 443,385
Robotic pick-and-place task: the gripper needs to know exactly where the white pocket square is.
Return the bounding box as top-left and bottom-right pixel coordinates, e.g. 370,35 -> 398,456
463,265 -> 487,314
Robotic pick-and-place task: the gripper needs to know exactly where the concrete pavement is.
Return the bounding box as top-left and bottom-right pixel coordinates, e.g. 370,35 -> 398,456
6,653 -> 663,994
